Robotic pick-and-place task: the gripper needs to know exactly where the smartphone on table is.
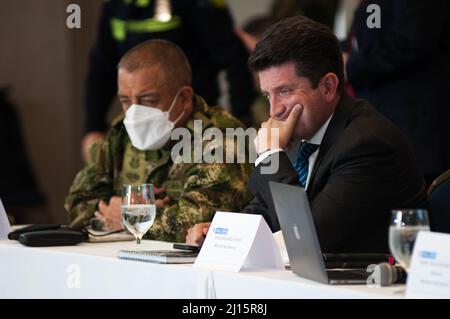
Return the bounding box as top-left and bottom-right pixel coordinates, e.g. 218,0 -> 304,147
173,243 -> 201,253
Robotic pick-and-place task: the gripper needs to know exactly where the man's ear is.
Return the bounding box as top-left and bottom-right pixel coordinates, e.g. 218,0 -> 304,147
319,73 -> 339,103
179,86 -> 194,112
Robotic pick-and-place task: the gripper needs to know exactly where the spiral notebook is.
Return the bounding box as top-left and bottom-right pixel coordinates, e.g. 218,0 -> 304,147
117,249 -> 198,264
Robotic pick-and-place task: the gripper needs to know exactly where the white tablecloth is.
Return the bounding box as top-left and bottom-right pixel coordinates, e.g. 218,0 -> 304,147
0,240 -> 405,299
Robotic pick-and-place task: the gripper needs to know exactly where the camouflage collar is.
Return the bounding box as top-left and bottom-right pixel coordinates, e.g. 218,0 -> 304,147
185,95 -> 212,132
111,112 -> 126,127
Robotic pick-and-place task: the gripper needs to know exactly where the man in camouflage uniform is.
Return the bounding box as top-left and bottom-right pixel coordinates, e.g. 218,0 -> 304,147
65,39 -> 252,243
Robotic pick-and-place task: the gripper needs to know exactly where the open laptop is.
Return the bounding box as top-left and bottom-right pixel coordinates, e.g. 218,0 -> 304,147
269,182 -> 369,285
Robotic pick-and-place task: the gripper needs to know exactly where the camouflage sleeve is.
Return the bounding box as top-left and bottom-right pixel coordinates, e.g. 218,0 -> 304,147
64,139 -> 115,229
147,136 -> 253,243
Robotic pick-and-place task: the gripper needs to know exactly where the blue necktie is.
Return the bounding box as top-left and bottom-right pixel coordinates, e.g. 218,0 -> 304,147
294,142 -> 320,187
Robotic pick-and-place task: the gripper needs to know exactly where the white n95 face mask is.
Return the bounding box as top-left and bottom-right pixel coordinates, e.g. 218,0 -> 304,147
123,90 -> 183,151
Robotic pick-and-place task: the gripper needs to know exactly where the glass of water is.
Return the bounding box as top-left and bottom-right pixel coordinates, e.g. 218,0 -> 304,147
389,209 -> 430,272
121,184 -> 156,246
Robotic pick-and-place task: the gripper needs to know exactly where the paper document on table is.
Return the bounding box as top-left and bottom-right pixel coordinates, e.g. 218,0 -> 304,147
194,212 -> 284,272
0,198 -> 12,239
407,231 -> 450,298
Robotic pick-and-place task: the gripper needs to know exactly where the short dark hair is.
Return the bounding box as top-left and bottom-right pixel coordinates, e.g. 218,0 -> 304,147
248,15 -> 344,92
118,39 -> 192,91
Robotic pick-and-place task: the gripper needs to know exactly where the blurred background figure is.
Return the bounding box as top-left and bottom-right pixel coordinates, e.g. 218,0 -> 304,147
235,15 -> 272,128
0,88 -> 46,224
81,0 -> 256,161
271,0 -> 340,30
344,0 -> 450,186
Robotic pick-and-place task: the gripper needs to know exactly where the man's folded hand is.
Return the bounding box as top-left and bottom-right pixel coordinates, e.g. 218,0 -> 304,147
95,196 -> 123,232
186,222 -> 211,246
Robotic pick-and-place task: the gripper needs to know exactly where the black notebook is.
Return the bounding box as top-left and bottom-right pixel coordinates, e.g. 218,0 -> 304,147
117,249 -> 198,264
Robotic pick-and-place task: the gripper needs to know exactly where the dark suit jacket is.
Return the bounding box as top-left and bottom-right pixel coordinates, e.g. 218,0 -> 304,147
244,93 -> 428,253
346,0 -> 450,180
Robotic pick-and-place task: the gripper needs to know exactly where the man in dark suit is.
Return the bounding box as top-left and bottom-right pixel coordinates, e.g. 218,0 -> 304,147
345,0 -> 450,186
186,15 -> 428,253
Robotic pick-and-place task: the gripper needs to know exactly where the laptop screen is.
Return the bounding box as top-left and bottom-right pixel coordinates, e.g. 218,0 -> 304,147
269,181 -> 329,284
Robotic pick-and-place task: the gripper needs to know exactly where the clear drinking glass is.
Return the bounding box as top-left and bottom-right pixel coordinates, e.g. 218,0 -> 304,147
121,184 -> 156,246
389,209 -> 430,272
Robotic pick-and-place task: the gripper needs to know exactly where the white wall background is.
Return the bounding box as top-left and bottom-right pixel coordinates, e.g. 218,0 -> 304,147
227,0 -> 274,25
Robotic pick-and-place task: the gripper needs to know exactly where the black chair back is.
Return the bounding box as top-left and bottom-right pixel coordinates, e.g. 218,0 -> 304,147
428,170 -> 450,233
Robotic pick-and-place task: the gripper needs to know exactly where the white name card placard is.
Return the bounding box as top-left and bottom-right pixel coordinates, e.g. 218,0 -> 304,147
0,198 -> 12,239
406,231 -> 450,298
194,212 -> 284,272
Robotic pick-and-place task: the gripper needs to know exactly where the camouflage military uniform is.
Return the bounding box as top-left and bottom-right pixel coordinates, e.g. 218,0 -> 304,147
65,95 -> 253,243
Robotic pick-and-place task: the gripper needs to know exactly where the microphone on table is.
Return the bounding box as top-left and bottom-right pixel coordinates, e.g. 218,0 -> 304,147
372,262 -> 407,286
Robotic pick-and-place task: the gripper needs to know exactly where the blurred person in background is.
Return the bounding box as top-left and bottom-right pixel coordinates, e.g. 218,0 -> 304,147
271,0 -> 340,30
235,15 -> 272,128
0,88 -> 46,225
344,0 -> 450,186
